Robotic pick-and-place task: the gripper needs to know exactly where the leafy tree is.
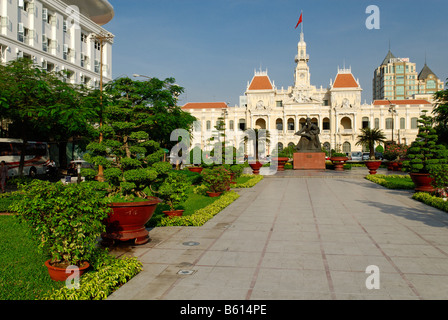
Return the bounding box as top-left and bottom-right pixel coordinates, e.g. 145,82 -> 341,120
356,127 -> 387,160
433,79 -> 448,146
105,77 -> 196,149
0,59 -> 98,173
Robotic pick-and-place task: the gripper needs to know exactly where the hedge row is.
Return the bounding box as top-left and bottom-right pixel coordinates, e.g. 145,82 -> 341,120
156,191 -> 240,227
365,174 -> 415,190
412,192 -> 448,213
233,174 -> 264,188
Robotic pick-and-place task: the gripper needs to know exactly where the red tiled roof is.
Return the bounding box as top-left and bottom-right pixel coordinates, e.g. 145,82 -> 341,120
248,76 -> 273,90
373,99 -> 431,106
182,102 -> 228,110
333,73 -> 359,88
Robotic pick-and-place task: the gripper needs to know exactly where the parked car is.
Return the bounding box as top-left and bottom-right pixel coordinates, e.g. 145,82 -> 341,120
375,152 -> 383,160
351,152 -> 362,161
362,152 -> 370,160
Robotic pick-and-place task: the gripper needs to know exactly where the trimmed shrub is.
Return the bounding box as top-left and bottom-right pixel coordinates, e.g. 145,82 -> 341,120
412,192 -> 448,213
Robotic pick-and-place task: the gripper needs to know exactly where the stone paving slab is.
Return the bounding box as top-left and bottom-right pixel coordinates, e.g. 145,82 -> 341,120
108,169 -> 448,300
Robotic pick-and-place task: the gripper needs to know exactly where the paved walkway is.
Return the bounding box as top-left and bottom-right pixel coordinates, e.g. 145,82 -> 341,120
108,168 -> 448,300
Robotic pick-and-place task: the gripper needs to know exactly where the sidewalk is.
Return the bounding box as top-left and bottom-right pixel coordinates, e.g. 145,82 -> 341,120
108,168 -> 448,300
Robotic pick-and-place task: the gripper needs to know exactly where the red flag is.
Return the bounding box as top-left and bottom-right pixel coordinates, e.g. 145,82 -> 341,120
295,12 -> 303,29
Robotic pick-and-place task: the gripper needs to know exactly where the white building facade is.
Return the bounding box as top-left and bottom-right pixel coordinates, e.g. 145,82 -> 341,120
183,31 -> 434,156
0,0 -> 114,88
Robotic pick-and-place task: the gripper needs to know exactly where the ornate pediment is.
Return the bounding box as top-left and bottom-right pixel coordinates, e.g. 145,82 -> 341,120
341,98 -> 353,109
250,100 -> 271,112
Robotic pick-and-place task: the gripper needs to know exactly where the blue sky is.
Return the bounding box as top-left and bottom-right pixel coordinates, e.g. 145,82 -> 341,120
105,0 -> 448,106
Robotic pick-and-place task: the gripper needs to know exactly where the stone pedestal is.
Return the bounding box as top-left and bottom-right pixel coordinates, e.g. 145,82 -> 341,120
293,152 -> 326,170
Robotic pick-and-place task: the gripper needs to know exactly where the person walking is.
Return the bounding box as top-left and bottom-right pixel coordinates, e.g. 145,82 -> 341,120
0,161 -> 8,193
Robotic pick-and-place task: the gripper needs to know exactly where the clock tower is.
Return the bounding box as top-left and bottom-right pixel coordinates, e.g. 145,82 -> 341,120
294,31 -> 311,88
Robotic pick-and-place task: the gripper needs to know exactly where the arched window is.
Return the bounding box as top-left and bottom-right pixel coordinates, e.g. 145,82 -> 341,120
287,118 -> 295,131
206,120 -> 211,131
342,142 -> 351,154
411,117 -> 418,129
340,117 -> 352,130
400,118 -> 405,129
362,117 -> 370,129
239,119 -> 246,131
276,142 -> 284,152
276,119 -> 283,131
229,120 -> 234,131
255,118 -> 266,130
374,118 -> 380,129
288,142 -> 295,149
323,142 -> 331,154
323,118 -> 330,130
385,118 -> 393,130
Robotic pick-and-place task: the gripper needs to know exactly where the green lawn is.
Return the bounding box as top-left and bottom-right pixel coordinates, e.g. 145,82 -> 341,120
0,216 -> 64,300
151,186 -> 219,218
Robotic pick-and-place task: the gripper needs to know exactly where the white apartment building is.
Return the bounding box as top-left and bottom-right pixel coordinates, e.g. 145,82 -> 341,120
183,31 -> 435,156
0,0 -> 114,88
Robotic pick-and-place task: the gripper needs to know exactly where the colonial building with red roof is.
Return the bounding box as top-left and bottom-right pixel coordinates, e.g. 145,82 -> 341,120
182,30 -> 435,157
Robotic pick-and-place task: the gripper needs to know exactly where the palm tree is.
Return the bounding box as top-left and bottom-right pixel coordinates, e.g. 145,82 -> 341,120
243,128 -> 270,162
356,127 -> 387,160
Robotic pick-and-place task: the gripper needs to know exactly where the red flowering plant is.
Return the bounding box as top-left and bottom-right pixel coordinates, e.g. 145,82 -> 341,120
383,144 -> 409,161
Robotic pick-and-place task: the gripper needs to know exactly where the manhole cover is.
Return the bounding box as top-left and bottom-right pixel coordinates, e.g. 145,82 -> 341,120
183,241 -> 200,246
177,270 -> 195,275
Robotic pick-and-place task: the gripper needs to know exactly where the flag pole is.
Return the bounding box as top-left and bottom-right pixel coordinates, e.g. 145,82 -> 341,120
301,10 -> 303,34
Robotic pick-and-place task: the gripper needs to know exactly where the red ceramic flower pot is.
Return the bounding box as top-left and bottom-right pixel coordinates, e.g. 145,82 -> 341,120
45,260 -> 90,282
274,157 -> 289,171
410,173 -> 435,192
249,161 -> 263,175
365,161 -> 382,175
330,157 -> 348,171
102,197 -> 162,245
163,210 -> 185,218
188,167 -> 203,174
206,191 -> 222,197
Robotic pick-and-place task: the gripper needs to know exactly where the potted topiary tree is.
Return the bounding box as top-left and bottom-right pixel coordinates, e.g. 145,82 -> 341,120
201,166 -> 232,197
356,127 -> 387,175
156,172 -> 190,218
11,180 -> 110,281
402,111 -> 447,192
84,77 -> 183,245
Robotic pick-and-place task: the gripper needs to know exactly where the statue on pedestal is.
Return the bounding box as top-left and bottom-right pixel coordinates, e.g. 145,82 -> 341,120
295,118 -> 321,152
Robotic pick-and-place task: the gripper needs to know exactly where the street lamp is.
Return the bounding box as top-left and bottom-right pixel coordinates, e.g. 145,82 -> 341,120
133,74 -> 152,79
387,99 -> 397,144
